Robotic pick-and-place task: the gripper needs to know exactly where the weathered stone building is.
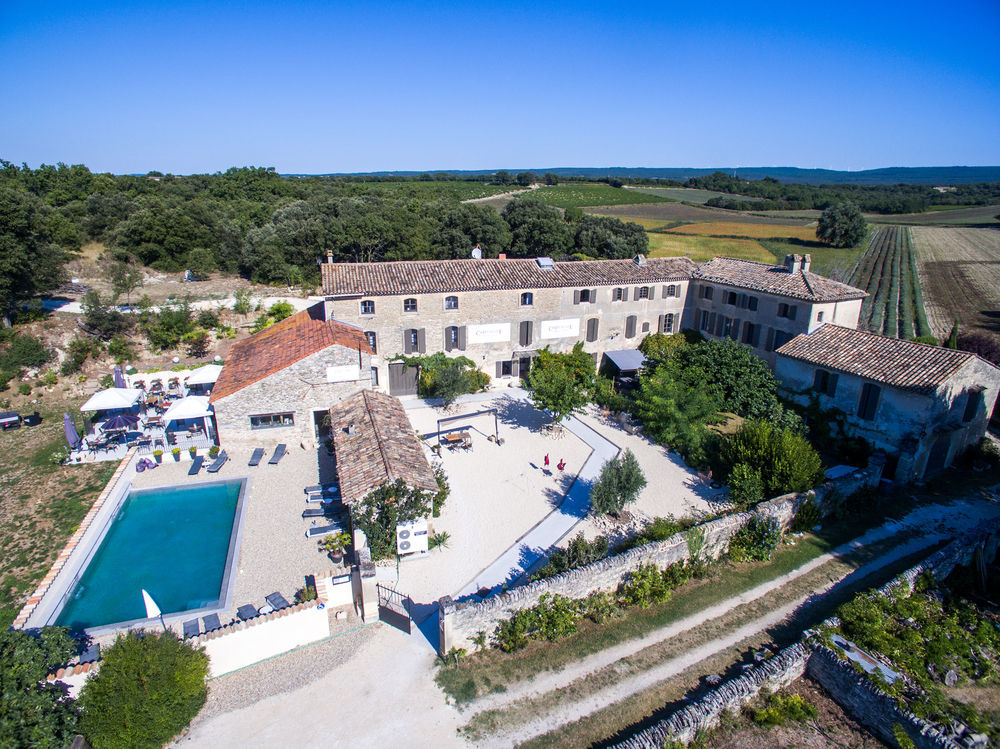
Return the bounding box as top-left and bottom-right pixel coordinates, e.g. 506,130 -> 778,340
321,254 -> 695,394
775,324 -> 1000,480
210,303 -> 373,444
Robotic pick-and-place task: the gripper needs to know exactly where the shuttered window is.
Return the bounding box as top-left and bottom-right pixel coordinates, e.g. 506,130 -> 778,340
445,326 -> 459,351
813,369 -> 839,397
858,383 -> 881,421
962,387 -> 984,422
364,331 -> 377,354
519,320 -> 533,346
625,315 -> 637,339
586,318 -> 599,342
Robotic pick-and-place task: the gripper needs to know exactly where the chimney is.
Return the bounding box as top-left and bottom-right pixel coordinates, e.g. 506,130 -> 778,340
783,254 -> 802,273
801,254 -> 811,272
633,254 -> 646,266
326,251 -> 333,264
498,253 -> 507,260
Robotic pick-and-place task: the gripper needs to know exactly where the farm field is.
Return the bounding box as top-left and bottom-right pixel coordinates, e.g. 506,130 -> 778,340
589,201 -> 815,225
526,184 -> 671,209
909,226 -> 1000,339
365,180 -> 516,201
668,221 -> 818,241
848,226 -> 932,339
646,232 -> 776,264
624,186 -> 763,204
868,204 -> 1000,227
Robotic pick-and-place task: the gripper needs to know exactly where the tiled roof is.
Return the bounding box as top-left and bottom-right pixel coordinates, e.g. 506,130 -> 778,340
210,303 -> 372,402
776,324 -> 983,394
321,256 -> 697,296
328,390 -> 438,505
692,257 -> 866,302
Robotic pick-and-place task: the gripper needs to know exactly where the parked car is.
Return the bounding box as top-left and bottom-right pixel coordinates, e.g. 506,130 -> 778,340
0,411 -> 22,431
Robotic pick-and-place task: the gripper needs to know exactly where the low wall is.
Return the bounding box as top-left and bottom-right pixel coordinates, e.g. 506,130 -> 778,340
612,643 -> 811,749
438,460 -> 884,654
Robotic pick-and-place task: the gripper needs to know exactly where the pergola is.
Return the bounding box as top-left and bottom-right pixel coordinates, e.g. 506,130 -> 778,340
436,408 -> 499,446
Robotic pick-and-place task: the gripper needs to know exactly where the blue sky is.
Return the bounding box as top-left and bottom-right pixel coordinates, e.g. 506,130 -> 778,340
1,1 -> 998,174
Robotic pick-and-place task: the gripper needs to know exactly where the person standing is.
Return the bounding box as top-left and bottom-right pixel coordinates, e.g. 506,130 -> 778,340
544,454 -> 550,468
557,459 -> 566,471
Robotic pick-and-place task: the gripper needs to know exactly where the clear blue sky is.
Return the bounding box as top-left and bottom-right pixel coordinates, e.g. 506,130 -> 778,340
2,1 -> 998,174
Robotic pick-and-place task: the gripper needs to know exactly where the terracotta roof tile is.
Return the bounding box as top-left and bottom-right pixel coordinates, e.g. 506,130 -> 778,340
776,324 -> 986,394
321,256 -> 697,296
210,303 -> 372,402
328,390 -> 438,505
693,257 -> 866,302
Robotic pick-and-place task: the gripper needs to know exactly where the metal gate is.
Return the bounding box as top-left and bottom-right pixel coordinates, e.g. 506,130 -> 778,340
388,362 -> 419,396
377,583 -> 411,633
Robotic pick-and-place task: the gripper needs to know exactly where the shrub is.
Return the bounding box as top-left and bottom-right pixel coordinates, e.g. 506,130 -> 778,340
790,496 -> 822,532
619,514 -> 696,551
428,530 -> 451,550
532,532 -> 610,580
196,309 -> 219,329
581,591 -> 622,623
350,479 -> 433,560
0,333 -> 52,370
42,369 -> 58,386
79,631 -> 208,749
142,301 -> 194,350
81,290 -> 131,339
493,594 -> 581,651
407,353 -> 490,405
591,375 -> 631,413
619,563 -> 673,608
432,464 -> 449,517
208,445 -> 220,458
17,382 -> 31,396
183,329 -> 210,358
294,585 -> 317,603
729,514 -> 782,562
727,463 -> 764,510
721,419 -> 823,496
590,449 -> 647,517
750,691 -> 818,726
267,300 -> 295,322
232,288 -> 253,315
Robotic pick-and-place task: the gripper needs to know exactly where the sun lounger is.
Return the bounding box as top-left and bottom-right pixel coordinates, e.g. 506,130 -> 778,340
182,619 -> 200,639
236,604 -> 258,621
302,506 -> 345,519
306,492 -> 342,504
305,521 -> 346,538
202,613 -> 222,632
78,642 -> 100,664
248,447 -> 265,466
206,450 -> 228,473
265,592 -> 291,611
304,482 -> 338,494
268,444 -> 287,465
188,456 -> 204,475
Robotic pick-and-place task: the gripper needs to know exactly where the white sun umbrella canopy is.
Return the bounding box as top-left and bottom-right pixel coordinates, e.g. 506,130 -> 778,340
162,395 -> 213,422
185,365 -> 222,386
80,388 -> 144,412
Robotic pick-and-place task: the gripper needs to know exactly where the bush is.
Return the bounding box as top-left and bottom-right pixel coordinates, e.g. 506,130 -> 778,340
750,691 -> 818,726
81,290 -> 131,339
350,479 -> 433,560
432,464 -> 449,517
294,585 -> 317,603
0,333 -> 52,371
721,419 -> 823,496
727,463 -> 764,510
591,375 -> 631,413
17,382 -> 31,396
619,563 -> 673,608
142,301 -> 194,350
408,353 -> 490,405
184,329 -> 210,357
267,300 -> 295,322
729,514 -> 782,562
79,631 -> 208,749
196,309 -> 219,329
590,449 -> 647,517
493,593 -> 581,651
532,533 -> 610,581
790,496 -> 822,532
619,514 -> 697,551
106,335 -> 134,364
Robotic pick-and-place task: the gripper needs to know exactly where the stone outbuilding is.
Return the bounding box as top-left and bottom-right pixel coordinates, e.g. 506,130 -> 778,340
210,303 -> 373,444
775,324 -> 1000,481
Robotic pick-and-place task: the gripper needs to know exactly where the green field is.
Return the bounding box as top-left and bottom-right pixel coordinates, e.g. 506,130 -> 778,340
626,186 -> 763,204
527,184 -> 671,209
646,232 -> 776,263
366,181 -> 515,201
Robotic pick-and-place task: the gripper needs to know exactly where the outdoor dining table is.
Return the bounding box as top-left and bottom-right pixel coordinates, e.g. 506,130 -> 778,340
443,431 -> 472,449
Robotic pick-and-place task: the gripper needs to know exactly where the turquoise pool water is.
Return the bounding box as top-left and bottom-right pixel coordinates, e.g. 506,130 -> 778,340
55,480 -> 244,631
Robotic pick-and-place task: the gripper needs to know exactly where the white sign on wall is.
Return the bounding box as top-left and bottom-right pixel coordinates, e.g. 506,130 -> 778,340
467,322 -> 511,344
541,318 -> 580,339
326,365 -> 361,383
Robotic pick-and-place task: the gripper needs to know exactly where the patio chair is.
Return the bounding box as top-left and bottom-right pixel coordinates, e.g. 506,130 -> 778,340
206,450 -> 228,473
248,447 -> 265,466
188,456 -> 204,475
305,520 -> 347,538
182,619 -> 200,639
202,613 -> 222,632
304,482 -> 338,494
302,505 -> 345,519
265,592 -> 291,611
268,443 -> 287,465
305,492 -> 341,504
236,604 -> 258,621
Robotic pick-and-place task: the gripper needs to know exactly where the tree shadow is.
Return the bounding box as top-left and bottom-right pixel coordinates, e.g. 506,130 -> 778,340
494,395 -> 550,434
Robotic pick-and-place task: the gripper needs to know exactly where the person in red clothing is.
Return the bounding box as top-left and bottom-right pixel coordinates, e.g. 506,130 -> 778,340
544,454 -> 550,467
556,459 -> 566,471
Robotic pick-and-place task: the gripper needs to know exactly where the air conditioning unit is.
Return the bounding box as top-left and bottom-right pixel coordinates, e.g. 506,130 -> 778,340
396,519 -> 429,555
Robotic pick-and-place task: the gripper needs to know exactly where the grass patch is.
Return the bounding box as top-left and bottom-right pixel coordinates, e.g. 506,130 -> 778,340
435,514 -> 878,705
646,233 -> 776,263
668,221 -> 819,242
626,187 -> 764,205
527,184 -> 671,209
759,238 -> 862,279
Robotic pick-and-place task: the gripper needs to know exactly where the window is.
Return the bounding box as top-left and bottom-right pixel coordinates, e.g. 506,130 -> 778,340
772,330 -> 793,350
726,291 -> 738,306
445,295 -> 458,310
360,299 -> 375,315
637,286 -> 650,300
500,360 -> 513,377
370,367 -> 379,386
364,331 -> 377,354
403,328 -> 425,354
701,285 -> 714,300
748,296 -> 758,311
742,322 -> 761,347
521,292 -> 533,306
575,288 -> 593,304
250,412 -> 294,430
519,320 -> 533,347
445,325 -> 459,351
700,310 -> 711,331
663,284 -> 678,298
777,302 -> 798,320
641,321 -> 650,333
625,315 -> 637,339
963,388 -> 985,423
663,313 -> 675,333
403,298 -> 417,313
715,315 -> 726,337
858,383 -> 881,421
586,317 -> 599,342
613,287 -> 624,302
817,311 -> 824,322
813,369 -> 838,396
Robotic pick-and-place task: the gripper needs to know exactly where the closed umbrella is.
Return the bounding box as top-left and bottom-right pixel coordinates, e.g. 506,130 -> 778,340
103,413 -> 140,431
63,413 -> 80,449
113,365 -> 126,389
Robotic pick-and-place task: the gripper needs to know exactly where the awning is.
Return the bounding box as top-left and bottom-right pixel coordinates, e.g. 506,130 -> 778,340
185,364 -> 222,386
163,395 -> 213,422
80,388 -> 144,412
0,411 -> 20,425
603,349 -> 647,373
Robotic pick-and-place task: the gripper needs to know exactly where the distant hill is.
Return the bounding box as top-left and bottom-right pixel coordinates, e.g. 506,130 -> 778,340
307,166 -> 1000,186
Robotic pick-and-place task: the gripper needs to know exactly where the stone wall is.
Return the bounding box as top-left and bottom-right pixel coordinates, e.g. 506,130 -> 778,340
611,643 -> 811,748
213,344 -> 372,444
438,460 -> 883,654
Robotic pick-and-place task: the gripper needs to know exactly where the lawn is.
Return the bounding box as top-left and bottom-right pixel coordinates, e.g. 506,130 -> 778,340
626,186 -> 764,205
646,232 -> 777,264
669,221 -> 819,242
527,184 -> 671,209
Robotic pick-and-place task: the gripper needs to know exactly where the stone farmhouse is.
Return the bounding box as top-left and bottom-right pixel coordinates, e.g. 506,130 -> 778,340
775,324 -> 1000,481
210,302 -> 373,444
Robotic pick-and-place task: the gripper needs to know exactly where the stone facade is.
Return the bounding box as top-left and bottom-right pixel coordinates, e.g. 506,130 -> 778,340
325,281 -> 689,392
212,344 -> 373,444
776,354 -> 1000,481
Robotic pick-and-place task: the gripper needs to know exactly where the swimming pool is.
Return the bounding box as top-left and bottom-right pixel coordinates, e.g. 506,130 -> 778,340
54,479 -> 247,632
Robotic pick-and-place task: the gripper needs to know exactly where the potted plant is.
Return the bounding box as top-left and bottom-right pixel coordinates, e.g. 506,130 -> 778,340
208,445 -> 220,458
153,449 -> 163,464
320,532 -> 351,563
189,446 -> 197,458
171,447 -> 181,462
